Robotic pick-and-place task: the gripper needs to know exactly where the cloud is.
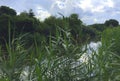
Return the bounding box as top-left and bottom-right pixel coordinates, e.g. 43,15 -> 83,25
103,0 -> 114,8
50,0 -> 77,16
91,6 -> 104,13
35,6 -> 51,21
51,0 -> 66,9
77,0 -> 93,12
0,0 -> 120,25
49,0 -> 117,24
75,0 -> 117,24
77,0 -> 114,13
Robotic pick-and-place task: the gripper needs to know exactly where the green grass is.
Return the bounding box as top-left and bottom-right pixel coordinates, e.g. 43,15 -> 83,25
0,26 -> 120,81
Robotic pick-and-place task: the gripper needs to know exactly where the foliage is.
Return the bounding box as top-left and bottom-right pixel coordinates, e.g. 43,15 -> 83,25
0,6 -> 16,16
104,19 -> 119,27
68,14 -> 83,41
89,24 -> 106,32
14,16 -> 35,33
102,27 -> 120,55
0,14 -> 14,45
0,31 -> 30,81
0,27 -> 87,81
0,5 -> 120,81
28,9 -> 35,17
89,27 -> 120,81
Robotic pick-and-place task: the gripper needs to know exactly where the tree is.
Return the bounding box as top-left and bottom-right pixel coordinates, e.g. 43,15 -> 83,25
28,9 -> 34,17
104,19 -> 119,27
15,17 -> 35,33
44,16 -> 57,36
89,24 -> 105,32
0,6 -> 16,16
19,11 -> 29,17
68,13 -> 83,42
15,10 -> 38,34
0,14 -> 14,44
70,14 -> 79,20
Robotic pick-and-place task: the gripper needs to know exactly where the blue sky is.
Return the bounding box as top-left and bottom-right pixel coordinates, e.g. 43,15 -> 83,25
0,0 -> 120,25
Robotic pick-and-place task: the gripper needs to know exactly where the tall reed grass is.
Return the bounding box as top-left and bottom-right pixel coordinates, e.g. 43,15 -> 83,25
0,21 -> 120,81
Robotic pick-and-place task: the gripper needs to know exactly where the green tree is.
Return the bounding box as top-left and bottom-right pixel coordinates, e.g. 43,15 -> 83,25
15,10 -> 39,34
44,16 -> 57,36
28,9 -> 34,17
104,19 -> 119,27
68,13 -> 83,43
0,14 -> 14,44
19,11 -> 29,17
82,26 -> 97,41
14,16 -> 35,33
0,6 -> 16,16
89,24 -> 105,32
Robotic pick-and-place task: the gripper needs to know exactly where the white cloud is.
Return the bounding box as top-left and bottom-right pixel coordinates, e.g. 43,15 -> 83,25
91,6 -> 104,13
76,0 -> 114,13
102,0 -> 114,8
35,6 -> 51,21
51,0 -> 66,9
50,0 -> 78,16
78,0 -> 93,12
0,0 -> 119,25
93,18 -> 98,23
73,0 -> 116,24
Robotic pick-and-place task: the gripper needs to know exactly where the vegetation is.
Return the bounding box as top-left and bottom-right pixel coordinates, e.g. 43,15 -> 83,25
0,6 -> 120,81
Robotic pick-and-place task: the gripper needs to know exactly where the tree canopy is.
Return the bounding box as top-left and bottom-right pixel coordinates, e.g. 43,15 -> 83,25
104,19 -> 119,27
0,6 -> 16,16
0,5 -> 120,45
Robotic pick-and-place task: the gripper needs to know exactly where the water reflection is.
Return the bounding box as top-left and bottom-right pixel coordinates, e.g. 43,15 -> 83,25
79,41 -> 101,63
88,41 -> 101,53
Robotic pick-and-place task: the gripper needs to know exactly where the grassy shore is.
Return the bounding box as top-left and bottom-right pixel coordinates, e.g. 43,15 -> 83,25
0,27 -> 120,81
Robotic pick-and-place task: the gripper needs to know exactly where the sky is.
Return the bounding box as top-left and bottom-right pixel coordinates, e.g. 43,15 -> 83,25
0,0 -> 120,25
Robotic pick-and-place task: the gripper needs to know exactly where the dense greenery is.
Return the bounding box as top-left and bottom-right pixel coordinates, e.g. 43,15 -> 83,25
0,6 -> 120,81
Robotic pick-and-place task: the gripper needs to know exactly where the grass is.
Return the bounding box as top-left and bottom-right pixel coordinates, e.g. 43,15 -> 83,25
0,24 -> 120,81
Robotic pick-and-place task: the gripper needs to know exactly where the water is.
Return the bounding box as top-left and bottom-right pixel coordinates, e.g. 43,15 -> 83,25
79,41 -> 101,63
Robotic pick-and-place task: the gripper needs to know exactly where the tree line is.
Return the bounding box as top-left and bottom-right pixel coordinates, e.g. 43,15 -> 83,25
0,6 -> 119,46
